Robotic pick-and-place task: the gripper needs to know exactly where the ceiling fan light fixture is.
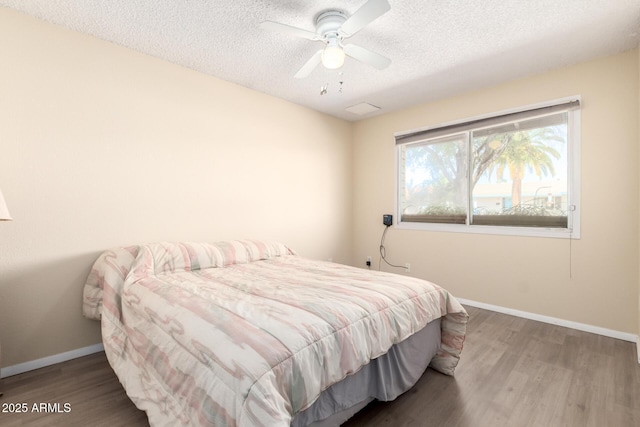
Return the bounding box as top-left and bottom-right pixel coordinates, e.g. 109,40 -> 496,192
321,38 -> 345,69
261,0 -> 391,78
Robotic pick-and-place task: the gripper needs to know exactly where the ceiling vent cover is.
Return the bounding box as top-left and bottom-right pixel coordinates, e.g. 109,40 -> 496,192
345,102 -> 381,116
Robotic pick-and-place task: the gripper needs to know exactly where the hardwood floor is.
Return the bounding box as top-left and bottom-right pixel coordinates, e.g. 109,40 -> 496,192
1,306 -> 638,426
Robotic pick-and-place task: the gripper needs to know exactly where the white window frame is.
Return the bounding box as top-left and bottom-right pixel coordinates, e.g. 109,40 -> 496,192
394,96 -> 581,239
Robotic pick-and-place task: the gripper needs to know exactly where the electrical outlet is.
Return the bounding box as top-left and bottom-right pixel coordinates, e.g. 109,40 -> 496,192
383,214 -> 393,226
404,263 -> 410,273
366,256 -> 371,268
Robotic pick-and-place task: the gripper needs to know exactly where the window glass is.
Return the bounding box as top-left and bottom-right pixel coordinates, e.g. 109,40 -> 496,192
470,113 -> 568,227
400,134 -> 467,224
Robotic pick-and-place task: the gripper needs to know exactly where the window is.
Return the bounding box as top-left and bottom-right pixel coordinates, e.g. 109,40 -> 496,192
396,98 -> 580,238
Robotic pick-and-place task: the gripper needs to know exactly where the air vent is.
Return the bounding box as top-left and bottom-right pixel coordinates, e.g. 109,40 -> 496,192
345,102 -> 381,116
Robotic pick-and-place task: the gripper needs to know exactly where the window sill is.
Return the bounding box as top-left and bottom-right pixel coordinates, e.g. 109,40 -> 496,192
395,221 -> 580,239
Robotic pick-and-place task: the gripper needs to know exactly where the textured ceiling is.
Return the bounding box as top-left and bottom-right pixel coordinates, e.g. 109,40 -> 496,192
1,0 -> 639,121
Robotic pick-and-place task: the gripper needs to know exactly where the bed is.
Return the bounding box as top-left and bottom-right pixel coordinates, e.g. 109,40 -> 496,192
82,240 -> 468,426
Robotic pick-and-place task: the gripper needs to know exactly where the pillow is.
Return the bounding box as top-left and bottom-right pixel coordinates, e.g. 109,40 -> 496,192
83,240 -> 295,319
82,245 -> 140,320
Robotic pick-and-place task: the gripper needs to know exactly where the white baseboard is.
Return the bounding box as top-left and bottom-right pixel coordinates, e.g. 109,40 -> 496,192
458,298 -> 638,343
1,343 -> 104,379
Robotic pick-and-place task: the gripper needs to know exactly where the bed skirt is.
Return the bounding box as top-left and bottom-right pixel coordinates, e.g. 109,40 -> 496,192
292,318 -> 442,426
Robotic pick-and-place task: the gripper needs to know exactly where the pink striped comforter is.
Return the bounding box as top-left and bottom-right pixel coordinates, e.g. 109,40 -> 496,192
83,240 -> 468,426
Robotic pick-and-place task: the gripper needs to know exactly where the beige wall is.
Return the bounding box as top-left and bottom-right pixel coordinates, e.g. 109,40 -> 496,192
352,50 -> 639,334
0,8 -> 353,367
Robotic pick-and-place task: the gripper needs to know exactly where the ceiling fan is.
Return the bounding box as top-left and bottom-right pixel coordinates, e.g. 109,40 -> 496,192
260,0 -> 392,79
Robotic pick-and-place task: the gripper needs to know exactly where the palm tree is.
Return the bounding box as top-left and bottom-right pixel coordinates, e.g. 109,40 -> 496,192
481,127 -> 563,207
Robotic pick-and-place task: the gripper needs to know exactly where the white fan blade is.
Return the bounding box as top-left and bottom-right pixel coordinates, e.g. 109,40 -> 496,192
344,44 -> 391,70
260,21 -> 319,40
294,50 -> 323,78
341,0 -> 391,36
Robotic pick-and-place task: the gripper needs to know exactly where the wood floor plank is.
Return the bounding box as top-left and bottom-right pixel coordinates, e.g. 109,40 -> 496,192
0,305 -> 638,426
